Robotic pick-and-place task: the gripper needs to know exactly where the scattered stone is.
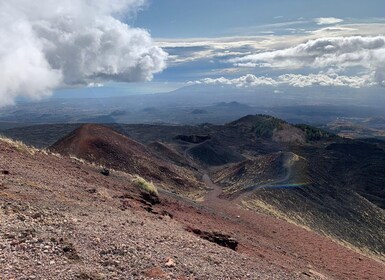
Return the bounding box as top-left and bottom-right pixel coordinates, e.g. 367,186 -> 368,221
143,205 -> 153,213
161,210 -> 173,219
100,168 -> 110,176
140,191 -> 160,205
119,200 -> 131,211
2,170 -> 10,175
62,243 -> 80,260
17,215 -> 26,221
86,188 -> 97,194
31,212 -> 42,219
165,257 -> 176,267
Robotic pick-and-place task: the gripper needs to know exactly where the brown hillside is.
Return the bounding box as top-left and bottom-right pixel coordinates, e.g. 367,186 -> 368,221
50,124 -> 204,196
213,152 -> 287,196
2,136 -> 385,279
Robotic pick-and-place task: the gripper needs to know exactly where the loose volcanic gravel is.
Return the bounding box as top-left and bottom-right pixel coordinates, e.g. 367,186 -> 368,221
0,140 -> 302,279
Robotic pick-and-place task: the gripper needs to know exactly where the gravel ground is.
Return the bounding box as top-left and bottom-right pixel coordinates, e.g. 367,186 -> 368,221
0,140 -> 300,279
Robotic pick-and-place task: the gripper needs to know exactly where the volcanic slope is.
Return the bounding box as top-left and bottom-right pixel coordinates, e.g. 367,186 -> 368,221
213,116 -> 385,261
49,124 -> 205,197
2,114 -> 385,264
1,136 -> 303,279
2,131 -> 385,279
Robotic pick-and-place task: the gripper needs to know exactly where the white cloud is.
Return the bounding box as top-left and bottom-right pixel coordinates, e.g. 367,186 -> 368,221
189,73 -> 374,89
87,83 -> 104,88
315,17 -> 344,25
158,21 -> 385,67
0,0 -> 167,106
278,73 -> 374,88
229,36 -> 385,85
189,74 -> 277,87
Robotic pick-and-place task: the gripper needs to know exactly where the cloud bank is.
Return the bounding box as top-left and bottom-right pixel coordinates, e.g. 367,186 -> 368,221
315,17 -> 344,25
0,0 -> 167,106
229,36 -> 385,86
189,73 -> 374,89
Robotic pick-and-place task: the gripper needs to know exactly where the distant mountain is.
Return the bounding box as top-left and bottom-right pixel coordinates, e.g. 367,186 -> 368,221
213,101 -> 252,110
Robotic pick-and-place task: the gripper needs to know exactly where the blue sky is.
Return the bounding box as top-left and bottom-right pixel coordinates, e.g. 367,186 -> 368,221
125,0 -> 385,91
134,0 -> 385,38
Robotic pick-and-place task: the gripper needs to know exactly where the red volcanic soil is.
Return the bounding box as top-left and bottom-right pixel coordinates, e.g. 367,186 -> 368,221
1,138 -> 296,279
186,175 -> 385,280
50,124 -> 205,196
1,135 -> 384,279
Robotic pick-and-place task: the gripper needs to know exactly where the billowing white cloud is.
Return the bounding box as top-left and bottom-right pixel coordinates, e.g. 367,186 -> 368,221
189,74 -> 277,87
189,73 -> 374,89
278,73 -> 374,88
229,36 -> 385,85
0,0 -> 167,106
158,22 -> 385,68
315,17 -> 344,25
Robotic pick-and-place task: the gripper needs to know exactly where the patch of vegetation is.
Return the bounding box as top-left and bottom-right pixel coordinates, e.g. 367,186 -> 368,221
295,124 -> 336,141
251,115 -> 285,138
132,175 -> 158,196
0,135 -> 38,155
69,155 -> 87,164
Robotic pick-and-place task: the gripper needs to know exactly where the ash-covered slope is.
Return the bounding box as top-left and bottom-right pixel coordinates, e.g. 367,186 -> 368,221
49,124 -> 204,196
185,139 -> 244,166
2,135 -> 385,280
213,152 -> 287,196
326,141 -> 385,208
223,138 -> 385,260
3,115 -> 385,262
0,137 -> 304,279
201,115 -> 385,260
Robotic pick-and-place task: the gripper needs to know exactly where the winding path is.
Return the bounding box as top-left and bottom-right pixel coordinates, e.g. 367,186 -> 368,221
196,171 -> 385,280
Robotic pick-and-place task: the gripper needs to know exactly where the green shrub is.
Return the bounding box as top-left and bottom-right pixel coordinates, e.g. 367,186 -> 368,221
252,115 -> 284,138
0,135 -> 38,155
132,175 -> 158,196
295,124 -> 336,141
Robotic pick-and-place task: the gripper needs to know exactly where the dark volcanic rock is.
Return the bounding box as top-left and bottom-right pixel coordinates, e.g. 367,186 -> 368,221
174,134 -> 211,144
100,168 -> 110,176
187,139 -> 244,166
187,227 -> 238,251
140,191 -> 160,205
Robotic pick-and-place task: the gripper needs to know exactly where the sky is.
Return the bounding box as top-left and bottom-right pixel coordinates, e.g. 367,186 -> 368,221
1,0 -> 385,104
135,0 -> 385,38
137,0 -> 385,88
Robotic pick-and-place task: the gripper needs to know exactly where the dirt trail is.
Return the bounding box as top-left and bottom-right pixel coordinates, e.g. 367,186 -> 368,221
203,174 -> 223,201
229,152 -> 295,203
198,173 -> 385,280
